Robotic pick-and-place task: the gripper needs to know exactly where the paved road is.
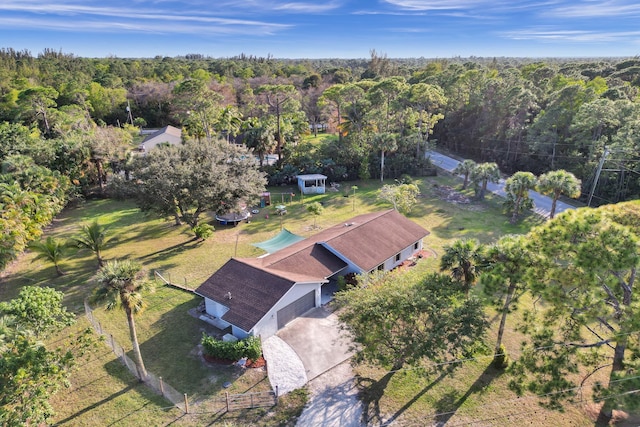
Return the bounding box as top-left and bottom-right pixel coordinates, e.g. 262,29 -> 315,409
426,151 -> 575,218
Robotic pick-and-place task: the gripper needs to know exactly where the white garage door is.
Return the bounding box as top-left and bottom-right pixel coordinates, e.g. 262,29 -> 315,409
277,291 -> 315,329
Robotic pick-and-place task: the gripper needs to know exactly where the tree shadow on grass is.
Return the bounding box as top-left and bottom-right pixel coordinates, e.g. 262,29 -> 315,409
384,370 -> 449,425
136,238 -> 202,264
53,359 -> 169,426
433,363 -> 505,425
357,369 -> 448,425
53,383 -> 138,425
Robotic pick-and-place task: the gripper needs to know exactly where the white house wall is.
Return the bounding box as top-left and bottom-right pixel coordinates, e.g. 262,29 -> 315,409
320,239 -> 423,274
380,240 -> 423,271
204,298 -> 229,319
232,325 -> 250,339
251,282 -> 322,338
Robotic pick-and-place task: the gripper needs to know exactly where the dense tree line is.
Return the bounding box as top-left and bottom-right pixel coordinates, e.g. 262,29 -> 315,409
1,47 -> 639,268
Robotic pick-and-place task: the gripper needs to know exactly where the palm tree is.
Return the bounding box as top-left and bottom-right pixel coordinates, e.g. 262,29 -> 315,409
453,159 -> 477,189
373,132 -> 398,182
243,118 -> 276,167
537,169 -> 581,219
29,236 -> 66,276
93,260 -> 153,381
72,221 -> 111,268
439,239 -> 486,297
504,171 -> 537,224
215,105 -> 243,143
469,162 -> 501,200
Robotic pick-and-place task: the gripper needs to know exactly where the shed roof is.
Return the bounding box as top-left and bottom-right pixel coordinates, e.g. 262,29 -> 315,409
296,174 -> 327,181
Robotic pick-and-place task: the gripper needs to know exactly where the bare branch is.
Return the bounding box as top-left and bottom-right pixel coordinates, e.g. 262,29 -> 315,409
601,283 -> 621,311
580,363 -> 614,389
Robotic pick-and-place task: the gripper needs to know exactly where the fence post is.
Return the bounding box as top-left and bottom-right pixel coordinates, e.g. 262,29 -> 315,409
183,393 -> 189,414
159,376 -> 164,396
275,385 -> 279,403
225,392 -> 230,412
250,393 -> 254,408
110,334 -> 115,350
184,277 -> 187,289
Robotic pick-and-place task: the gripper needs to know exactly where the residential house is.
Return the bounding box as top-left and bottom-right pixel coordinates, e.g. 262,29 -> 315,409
138,125 -> 182,153
195,209 -> 429,338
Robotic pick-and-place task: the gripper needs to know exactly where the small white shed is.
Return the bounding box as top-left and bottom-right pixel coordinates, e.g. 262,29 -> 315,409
296,174 -> 327,195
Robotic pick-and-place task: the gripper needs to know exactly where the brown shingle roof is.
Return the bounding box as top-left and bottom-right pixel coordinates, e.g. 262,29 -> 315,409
195,209 -> 429,332
320,209 -> 430,271
249,243 -> 347,279
257,209 -> 429,272
195,259 -> 297,332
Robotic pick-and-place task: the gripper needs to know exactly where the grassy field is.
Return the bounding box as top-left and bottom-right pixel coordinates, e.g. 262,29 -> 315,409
0,172 -> 603,426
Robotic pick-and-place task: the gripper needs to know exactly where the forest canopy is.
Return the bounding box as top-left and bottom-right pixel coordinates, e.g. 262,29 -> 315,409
1,48 -> 640,268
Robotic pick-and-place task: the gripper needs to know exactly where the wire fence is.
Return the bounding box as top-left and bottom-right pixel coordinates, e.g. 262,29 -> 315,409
84,299 -> 186,411
153,269 -> 197,293
83,299 -> 277,414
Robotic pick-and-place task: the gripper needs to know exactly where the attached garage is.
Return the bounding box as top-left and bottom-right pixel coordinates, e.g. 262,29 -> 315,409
277,290 -> 315,329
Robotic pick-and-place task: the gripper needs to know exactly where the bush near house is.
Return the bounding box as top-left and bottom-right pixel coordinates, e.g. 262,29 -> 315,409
201,334 -> 262,361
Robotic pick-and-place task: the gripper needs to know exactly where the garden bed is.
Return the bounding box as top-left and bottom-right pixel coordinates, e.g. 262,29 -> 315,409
202,353 -> 266,369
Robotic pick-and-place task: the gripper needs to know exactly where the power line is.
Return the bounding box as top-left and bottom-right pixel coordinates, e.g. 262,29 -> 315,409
380,328 -> 640,375
382,381 -> 640,427
446,388 -> 640,427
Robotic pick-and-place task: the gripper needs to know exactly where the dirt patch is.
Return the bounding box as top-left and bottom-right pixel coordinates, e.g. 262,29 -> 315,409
432,184 -> 471,204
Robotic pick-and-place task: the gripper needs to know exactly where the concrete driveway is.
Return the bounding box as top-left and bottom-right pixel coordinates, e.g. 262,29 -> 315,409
277,306 -> 354,380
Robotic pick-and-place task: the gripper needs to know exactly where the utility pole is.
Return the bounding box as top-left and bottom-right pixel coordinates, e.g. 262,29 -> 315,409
126,100 -> 134,125
588,146 -> 609,207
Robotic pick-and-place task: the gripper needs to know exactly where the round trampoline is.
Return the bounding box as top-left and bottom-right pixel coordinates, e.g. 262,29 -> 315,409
215,210 -> 251,226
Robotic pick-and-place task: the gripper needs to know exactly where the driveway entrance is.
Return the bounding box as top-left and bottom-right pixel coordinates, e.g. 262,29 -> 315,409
277,306 -> 353,380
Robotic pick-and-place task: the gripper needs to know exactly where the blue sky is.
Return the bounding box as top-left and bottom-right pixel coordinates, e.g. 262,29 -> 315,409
1,0 -> 639,58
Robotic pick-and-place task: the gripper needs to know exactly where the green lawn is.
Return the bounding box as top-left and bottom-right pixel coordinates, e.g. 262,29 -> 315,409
0,174 -> 598,426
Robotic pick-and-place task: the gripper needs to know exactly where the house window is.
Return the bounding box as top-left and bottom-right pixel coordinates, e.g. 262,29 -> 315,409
377,264 -> 384,271
395,253 -> 401,262
414,242 -> 419,250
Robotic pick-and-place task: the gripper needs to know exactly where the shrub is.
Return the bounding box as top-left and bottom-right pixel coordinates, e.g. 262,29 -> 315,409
201,333 -> 262,361
192,223 -> 214,240
238,337 -> 262,361
105,175 -> 137,200
399,174 -> 413,184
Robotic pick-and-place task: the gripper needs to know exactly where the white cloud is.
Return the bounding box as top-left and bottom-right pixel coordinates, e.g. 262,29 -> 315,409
503,28 -> 640,42
0,16 -> 286,35
272,2 -> 342,13
381,0 -> 486,10
548,1 -> 640,18
0,1 -> 292,34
